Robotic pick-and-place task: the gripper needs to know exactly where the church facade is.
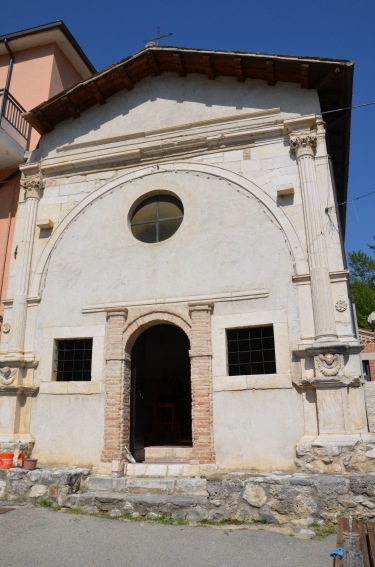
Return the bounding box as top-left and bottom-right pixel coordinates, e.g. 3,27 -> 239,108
1,47 -> 373,474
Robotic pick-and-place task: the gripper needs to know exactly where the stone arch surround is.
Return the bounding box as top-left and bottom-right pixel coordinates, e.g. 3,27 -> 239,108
102,305 -> 215,465
30,162 -> 308,297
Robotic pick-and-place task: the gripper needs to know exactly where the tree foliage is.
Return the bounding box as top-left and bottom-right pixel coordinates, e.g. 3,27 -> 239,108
348,239 -> 375,330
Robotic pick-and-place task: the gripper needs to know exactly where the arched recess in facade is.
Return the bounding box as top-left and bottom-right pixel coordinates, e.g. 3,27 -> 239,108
30,162 -> 308,297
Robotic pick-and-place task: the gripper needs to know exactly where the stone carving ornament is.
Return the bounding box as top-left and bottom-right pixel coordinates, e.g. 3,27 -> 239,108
20,174 -> 44,200
289,131 -> 317,157
2,323 -> 10,333
335,299 -> 347,312
315,353 -> 341,377
0,366 -> 17,386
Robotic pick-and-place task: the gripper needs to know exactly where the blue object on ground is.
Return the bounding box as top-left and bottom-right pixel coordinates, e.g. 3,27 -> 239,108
330,548 -> 344,558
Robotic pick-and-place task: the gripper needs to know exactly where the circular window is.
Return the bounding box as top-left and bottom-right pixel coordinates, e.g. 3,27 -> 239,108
130,194 -> 184,243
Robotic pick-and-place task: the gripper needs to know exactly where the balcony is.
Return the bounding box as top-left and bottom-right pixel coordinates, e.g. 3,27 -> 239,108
0,89 -> 31,168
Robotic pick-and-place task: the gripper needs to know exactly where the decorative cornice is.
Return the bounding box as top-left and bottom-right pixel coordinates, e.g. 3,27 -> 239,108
20,175 -> 44,199
0,385 -> 39,396
289,130 -> 317,158
21,111 -> 284,177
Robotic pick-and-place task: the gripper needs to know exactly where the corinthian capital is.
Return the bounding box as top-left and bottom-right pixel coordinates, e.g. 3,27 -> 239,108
290,130 -> 317,158
21,175 -> 44,199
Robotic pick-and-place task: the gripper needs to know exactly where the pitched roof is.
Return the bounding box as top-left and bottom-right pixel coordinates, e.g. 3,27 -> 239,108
23,45 -> 354,232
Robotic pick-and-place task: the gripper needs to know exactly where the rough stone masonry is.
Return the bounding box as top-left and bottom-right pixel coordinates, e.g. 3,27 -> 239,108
1,467 -> 375,527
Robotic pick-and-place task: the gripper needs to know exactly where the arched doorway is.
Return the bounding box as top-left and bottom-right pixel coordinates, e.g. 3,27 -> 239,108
130,324 -> 191,461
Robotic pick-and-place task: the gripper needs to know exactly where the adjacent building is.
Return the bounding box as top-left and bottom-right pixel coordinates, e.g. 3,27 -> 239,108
0,21 -> 95,331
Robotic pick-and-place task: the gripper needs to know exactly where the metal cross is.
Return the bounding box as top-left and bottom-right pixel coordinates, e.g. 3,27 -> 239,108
144,26 -> 173,46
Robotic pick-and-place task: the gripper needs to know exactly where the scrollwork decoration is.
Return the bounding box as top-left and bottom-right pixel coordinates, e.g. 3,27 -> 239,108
315,353 -> 342,377
0,366 -> 17,386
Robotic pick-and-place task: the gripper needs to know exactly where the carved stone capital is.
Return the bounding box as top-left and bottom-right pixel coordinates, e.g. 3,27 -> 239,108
289,131 -> 317,158
21,175 -> 44,199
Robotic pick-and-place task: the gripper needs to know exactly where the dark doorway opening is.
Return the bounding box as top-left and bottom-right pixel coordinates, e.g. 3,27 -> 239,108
130,324 -> 192,461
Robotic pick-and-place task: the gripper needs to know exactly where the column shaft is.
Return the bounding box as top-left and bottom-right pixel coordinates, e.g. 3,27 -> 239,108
7,176 -> 43,357
290,132 -> 337,342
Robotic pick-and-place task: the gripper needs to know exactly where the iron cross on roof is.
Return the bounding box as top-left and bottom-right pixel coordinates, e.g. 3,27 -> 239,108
144,26 -> 173,46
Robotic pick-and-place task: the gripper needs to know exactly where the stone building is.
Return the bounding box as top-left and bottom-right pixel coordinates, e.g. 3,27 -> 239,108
1,44 -> 374,474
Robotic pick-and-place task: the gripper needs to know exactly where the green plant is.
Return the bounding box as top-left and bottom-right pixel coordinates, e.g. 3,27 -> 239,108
312,523 -> 336,539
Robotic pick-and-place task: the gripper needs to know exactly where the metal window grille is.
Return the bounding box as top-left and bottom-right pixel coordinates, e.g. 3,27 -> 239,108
226,326 -> 276,376
55,339 -> 93,382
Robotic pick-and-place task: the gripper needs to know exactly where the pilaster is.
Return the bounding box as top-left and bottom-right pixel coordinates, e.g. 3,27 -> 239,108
101,308 -> 128,462
6,175 -> 44,360
290,130 -> 373,464
188,302 -> 216,464
290,130 -> 336,343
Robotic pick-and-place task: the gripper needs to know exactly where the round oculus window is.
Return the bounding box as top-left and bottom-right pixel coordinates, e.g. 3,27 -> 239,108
130,194 -> 184,243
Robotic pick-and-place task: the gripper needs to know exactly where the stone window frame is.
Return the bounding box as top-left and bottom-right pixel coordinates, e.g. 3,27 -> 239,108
211,308 -> 292,391
38,325 -> 104,395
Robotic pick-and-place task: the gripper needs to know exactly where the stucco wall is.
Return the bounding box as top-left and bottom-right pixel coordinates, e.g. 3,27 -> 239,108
2,74 -> 358,469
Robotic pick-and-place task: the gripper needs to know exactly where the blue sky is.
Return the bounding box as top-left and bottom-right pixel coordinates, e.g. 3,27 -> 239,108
2,0 -> 374,256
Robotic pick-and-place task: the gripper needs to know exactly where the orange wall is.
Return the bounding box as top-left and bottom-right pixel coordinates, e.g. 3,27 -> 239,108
49,44 -> 82,99
0,42 -> 86,149
0,40 -> 89,335
0,172 -> 20,329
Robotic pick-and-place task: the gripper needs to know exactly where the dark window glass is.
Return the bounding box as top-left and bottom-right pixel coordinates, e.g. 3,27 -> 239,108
226,326 -> 276,376
131,195 -> 183,243
55,339 -> 92,382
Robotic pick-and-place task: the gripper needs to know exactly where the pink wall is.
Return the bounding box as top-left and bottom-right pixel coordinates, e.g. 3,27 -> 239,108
0,39 -> 90,336
0,42 -> 87,149
0,173 -> 20,331
49,44 -> 82,99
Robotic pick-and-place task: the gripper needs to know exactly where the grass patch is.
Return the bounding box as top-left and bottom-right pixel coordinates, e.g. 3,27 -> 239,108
312,523 -> 336,539
35,503 -> 267,529
153,514 -> 188,526
37,500 -> 61,511
198,518 -> 266,527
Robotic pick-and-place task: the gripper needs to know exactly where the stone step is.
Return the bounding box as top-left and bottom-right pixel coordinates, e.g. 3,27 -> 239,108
66,490 -> 207,520
86,475 -> 208,496
144,445 -> 192,462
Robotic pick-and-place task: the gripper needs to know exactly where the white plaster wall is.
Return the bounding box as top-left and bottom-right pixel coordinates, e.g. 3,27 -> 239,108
34,169 -> 297,329
34,74 -> 321,160
30,393 -> 104,466
11,73 -> 347,468
213,388 -> 304,470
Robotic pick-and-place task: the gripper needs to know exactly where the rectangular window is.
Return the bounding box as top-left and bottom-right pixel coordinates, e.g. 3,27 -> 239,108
226,326 -> 276,376
54,339 -> 93,382
363,360 -> 370,381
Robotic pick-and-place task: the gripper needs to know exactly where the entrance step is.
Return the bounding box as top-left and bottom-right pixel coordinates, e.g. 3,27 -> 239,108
86,476 -> 208,496
144,445 -> 192,463
75,475 -> 209,519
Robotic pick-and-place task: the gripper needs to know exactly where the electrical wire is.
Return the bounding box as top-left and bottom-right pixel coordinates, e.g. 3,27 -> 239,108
326,189 -> 375,212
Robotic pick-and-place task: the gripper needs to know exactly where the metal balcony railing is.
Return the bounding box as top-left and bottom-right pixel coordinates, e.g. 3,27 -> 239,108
0,88 -> 31,149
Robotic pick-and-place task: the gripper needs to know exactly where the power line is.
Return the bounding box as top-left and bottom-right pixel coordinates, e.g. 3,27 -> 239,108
326,189 -> 375,212
321,101 -> 375,116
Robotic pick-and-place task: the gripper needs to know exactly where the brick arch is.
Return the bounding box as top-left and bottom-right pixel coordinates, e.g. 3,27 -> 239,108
102,305 -> 215,465
123,310 -> 191,356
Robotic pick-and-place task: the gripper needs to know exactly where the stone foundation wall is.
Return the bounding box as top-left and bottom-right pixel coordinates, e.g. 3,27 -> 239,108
2,467 -> 375,527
